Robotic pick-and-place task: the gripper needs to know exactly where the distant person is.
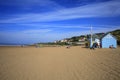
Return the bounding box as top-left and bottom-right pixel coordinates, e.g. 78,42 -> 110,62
97,42 -> 100,48
36,44 -> 39,48
109,45 -> 115,49
90,42 -> 96,50
21,45 -> 24,47
85,42 -> 89,48
66,45 -> 70,49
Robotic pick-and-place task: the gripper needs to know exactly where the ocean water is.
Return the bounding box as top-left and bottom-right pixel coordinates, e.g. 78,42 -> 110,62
0,43 -> 29,46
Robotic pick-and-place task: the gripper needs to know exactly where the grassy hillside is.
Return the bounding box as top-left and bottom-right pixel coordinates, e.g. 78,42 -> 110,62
64,29 -> 120,45
110,29 -> 120,45
36,29 -> 120,46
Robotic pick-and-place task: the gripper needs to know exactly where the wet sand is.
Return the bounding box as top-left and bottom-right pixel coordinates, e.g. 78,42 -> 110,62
0,46 -> 120,80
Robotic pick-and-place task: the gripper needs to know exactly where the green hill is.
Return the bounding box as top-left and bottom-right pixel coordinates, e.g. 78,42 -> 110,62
110,29 -> 120,45
36,29 -> 120,46
64,29 -> 120,45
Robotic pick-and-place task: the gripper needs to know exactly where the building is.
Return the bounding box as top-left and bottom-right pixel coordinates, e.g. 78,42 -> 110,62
89,33 -> 117,48
78,37 -> 86,42
60,39 -> 68,43
101,33 -> 117,48
88,34 -> 100,48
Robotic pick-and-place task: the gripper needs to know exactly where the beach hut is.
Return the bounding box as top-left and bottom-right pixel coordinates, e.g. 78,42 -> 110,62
101,33 -> 117,48
88,34 -> 100,48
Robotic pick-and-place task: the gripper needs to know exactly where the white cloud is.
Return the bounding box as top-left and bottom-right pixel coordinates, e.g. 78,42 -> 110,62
0,24 -> 119,43
22,29 -> 52,34
0,0 -> 120,23
0,29 -> 53,43
19,23 -> 120,30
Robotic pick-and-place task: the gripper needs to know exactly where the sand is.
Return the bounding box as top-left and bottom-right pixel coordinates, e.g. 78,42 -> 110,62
0,46 -> 120,80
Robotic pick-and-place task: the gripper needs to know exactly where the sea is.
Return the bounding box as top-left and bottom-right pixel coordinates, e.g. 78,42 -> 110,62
0,43 -> 29,46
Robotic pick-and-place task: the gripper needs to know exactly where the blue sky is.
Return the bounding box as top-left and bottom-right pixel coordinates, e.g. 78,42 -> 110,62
0,0 -> 120,44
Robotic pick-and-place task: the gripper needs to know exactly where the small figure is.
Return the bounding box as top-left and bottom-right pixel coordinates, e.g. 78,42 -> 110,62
97,42 -> 100,48
90,42 -> 96,50
21,45 -> 24,47
36,44 -> 39,48
66,45 -> 70,49
109,45 -> 115,49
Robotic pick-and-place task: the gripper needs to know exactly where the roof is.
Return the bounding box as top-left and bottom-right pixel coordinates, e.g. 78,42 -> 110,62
88,33 -> 117,41
101,33 -> 117,40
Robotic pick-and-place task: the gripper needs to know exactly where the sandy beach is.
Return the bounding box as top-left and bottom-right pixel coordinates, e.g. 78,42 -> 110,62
0,46 -> 120,80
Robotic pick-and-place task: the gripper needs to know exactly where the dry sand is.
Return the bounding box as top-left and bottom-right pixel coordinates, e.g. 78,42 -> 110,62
0,46 -> 120,80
